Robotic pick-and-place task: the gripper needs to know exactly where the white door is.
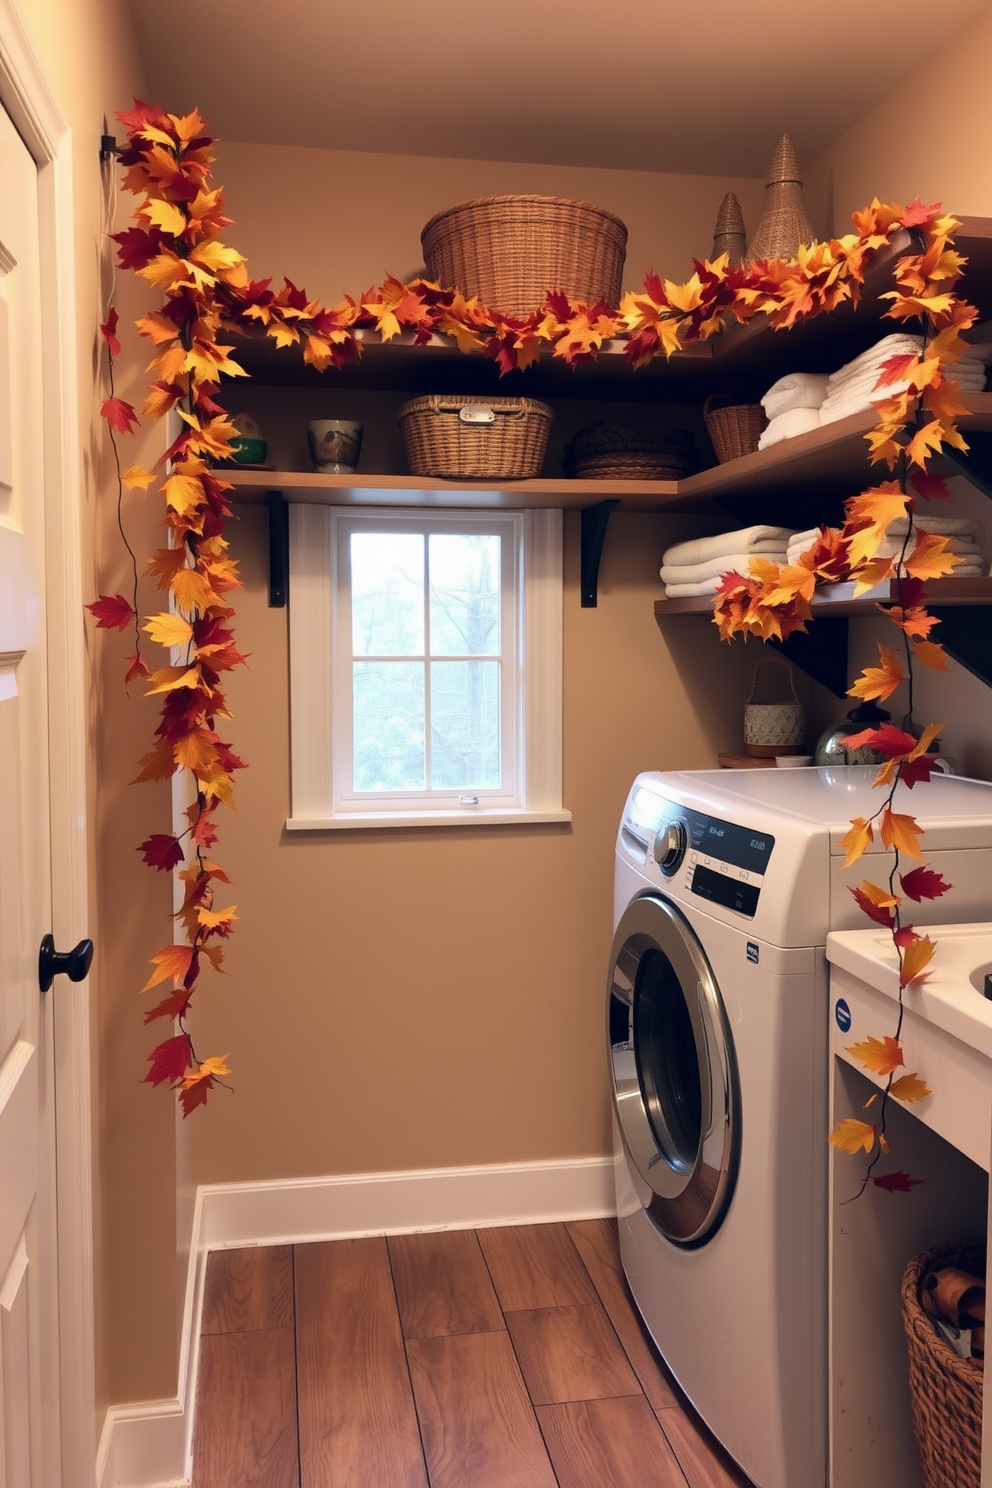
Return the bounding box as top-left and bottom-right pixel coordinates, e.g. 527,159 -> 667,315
0,100 -> 62,1488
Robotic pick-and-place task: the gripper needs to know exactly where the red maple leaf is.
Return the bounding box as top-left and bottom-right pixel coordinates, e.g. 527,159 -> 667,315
142,986 -> 193,1025
124,653 -> 150,686
86,593 -> 136,631
873,1171 -> 924,1193
99,306 -> 121,357
900,864 -> 951,902
900,754 -> 937,789
101,396 -> 139,435
137,834 -> 185,872
112,226 -> 160,272
911,471 -> 952,503
901,199 -> 941,228
893,923 -> 918,949
850,885 -> 896,928
874,352 -> 917,390
842,724 -> 916,758
144,1032 -> 193,1087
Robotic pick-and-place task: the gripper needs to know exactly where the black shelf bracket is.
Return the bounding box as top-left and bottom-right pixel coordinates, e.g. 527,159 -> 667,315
930,605 -> 992,688
768,616 -> 851,698
580,499 -> 619,608
265,491 -> 288,607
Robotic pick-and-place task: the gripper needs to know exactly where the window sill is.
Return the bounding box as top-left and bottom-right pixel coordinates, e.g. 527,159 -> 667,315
286,808 -> 573,831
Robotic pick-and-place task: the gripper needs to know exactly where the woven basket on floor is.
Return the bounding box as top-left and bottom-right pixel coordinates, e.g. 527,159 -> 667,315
703,395 -> 765,464
399,395 -> 553,480
421,195 -> 627,318
901,1240 -> 985,1488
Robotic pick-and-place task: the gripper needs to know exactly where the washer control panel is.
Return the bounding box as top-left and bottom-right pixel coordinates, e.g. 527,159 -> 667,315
676,808 -> 775,917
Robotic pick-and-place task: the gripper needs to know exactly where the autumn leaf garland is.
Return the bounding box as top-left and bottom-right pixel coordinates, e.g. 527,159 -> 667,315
93,102 -> 973,1121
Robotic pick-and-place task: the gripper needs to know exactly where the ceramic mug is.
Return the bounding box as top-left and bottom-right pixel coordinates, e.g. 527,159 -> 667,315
307,419 -> 363,474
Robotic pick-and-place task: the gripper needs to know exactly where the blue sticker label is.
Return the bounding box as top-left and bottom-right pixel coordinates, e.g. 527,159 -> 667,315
746,942 -> 759,964
835,998 -> 852,1033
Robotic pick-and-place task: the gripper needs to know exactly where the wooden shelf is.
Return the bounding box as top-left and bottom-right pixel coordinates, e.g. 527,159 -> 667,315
655,576 -> 992,619
224,394 -> 992,514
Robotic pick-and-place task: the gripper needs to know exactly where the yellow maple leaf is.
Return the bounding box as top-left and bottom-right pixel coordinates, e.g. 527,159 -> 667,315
144,612 -> 194,649
122,464 -> 155,490
181,1054 -> 231,1090
828,1118 -> 877,1155
846,1034 -> 904,1077
901,934 -> 936,986
880,808 -> 924,861
912,639 -> 948,672
848,643 -> 906,703
144,664 -> 201,696
171,569 -> 217,613
840,816 -> 874,868
141,197 -> 187,237
163,473 -> 204,515
851,556 -> 894,597
904,530 -> 963,581
889,1073 -> 932,1104
908,721 -> 945,761
903,421 -> 947,469
138,251 -> 189,291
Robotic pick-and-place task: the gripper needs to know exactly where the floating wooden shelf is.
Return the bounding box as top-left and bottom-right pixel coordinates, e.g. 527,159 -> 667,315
654,576 -> 992,618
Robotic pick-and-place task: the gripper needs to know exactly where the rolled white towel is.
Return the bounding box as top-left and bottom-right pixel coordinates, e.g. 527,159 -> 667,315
761,372 -> 830,420
660,549 -> 789,587
757,407 -> 822,449
661,525 -> 797,568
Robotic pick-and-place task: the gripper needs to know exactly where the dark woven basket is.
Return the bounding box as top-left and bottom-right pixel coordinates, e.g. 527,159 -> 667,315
421,195 -> 627,318
398,394 -> 553,480
703,394 -> 766,464
901,1240 -> 985,1488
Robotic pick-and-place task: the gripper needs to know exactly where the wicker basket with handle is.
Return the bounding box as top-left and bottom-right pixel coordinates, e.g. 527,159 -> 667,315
398,394 -> 553,480
743,659 -> 804,757
421,195 -> 627,318
902,1240 -> 985,1488
703,394 -> 766,465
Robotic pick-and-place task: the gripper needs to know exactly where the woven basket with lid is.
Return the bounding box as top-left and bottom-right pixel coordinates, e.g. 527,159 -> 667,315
421,195 -> 627,318
399,394 -> 553,480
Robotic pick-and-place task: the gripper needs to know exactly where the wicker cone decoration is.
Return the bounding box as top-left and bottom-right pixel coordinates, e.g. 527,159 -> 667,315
746,134 -> 815,264
712,192 -> 747,266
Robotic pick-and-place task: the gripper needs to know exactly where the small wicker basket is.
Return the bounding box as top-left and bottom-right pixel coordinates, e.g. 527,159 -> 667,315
902,1240 -> 985,1488
421,195 -> 627,318
399,395 -> 553,480
703,394 -> 766,464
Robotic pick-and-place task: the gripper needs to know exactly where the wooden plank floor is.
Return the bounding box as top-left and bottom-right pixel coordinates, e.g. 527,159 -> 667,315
190,1219 -> 752,1488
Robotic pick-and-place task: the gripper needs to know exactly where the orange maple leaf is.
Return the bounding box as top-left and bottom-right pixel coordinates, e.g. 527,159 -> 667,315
880,808 -> 924,861
903,530 -> 964,581
840,816 -> 874,868
900,934 -> 936,986
846,1034 -> 904,1077
848,644 -> 906,703
828,1118 -> 878,1155
889,1073 -> 932,1104
912,639 -> 948,672
141,943 -> 195,992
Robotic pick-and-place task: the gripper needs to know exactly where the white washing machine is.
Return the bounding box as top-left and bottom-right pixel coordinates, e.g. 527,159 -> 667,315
608,767 -> 992,1488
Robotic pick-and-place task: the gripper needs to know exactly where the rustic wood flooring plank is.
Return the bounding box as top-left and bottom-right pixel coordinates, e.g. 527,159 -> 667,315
537,1395 -> 690,1488
295,1237 -> 428,1488
388,1229 -> 505,1339
191,1329 -> 298,1488
201,1245 -> 294,1335
506,1301 -> 642,1405
478,1222 -> 597,1312
406,1330 -> 558,1488
566,1218 -> 679,1408
655,1405 -> 752,1488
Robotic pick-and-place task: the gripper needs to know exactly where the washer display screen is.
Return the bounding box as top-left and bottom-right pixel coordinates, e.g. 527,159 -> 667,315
687,812 -> 774,874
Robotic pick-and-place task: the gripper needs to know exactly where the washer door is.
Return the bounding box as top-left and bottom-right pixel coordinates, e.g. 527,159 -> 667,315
608,893 -> 741,1247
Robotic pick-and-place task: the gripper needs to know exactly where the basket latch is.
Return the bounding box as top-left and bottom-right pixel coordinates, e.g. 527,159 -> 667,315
458,406 -> 496,425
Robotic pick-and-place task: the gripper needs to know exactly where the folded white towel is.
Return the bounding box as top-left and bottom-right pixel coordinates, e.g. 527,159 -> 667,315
889,515 -> 983,538
787,537 -> 982,567
664,576 -> 734,597
960,341 -> 992,362
819,386 -> 912,425
826,334 -> 923,385
757,407 -> 822,449
660,549 -> 790,586
761,372 -> 830,420
945,367 -> 987,389
661,525 -> 797,568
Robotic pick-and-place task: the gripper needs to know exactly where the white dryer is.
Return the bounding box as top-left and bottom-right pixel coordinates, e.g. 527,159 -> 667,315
608,767 -> 992,1488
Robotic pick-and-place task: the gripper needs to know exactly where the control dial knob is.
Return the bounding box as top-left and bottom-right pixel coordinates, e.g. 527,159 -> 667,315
653,819 -> 688,876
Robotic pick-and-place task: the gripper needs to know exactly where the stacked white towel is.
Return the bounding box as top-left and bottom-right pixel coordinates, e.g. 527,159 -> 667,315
943,340 -> 991,391
819,334 -> 925,425
661,525 -> 796,596
786,516 -> 988,576
757,371 -> 829,450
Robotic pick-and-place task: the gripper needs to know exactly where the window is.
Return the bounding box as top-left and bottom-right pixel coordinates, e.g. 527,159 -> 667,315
288,505 -> 567,828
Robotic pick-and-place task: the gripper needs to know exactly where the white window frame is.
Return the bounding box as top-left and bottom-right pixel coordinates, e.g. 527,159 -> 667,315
287,504 -> 568,829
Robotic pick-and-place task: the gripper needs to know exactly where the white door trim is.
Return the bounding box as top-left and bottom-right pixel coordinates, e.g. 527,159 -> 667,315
0,6 -> 95,1486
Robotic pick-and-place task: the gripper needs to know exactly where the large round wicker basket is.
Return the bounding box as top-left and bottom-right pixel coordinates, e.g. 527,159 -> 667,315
399,395 -> 553,480
421,195 -> 627,318
901,1240 -> 985,1488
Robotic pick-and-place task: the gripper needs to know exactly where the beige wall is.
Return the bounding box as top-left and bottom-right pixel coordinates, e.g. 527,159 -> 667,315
15,0 -> 180,1413
806,6 -> 992,234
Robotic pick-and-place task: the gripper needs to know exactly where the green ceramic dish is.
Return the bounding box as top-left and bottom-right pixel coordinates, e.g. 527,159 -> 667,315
230,435 -> 268,465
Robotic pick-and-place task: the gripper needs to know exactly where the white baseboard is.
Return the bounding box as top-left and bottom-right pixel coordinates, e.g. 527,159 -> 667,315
97,1154 -> 615,1487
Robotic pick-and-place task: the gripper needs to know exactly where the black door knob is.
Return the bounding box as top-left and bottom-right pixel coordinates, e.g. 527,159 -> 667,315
38,934 -> 94,992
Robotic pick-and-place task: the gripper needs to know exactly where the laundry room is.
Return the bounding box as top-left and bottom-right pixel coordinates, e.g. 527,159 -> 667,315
9,0 -> 992,1485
